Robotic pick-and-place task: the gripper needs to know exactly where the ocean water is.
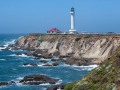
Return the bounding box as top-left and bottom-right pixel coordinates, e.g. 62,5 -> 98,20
0,34 -> 97,90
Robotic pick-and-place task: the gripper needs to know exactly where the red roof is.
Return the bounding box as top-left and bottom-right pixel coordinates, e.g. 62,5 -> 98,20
48,28 -> 61,33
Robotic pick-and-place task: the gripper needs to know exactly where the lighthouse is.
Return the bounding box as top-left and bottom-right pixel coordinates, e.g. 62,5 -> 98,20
69,7 -> 77,34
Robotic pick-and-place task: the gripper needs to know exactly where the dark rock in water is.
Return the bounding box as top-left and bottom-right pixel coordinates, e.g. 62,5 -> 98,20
24,49 -> 53,59
11,47 -> 19,50
19,75 -> 59,85
47,84 -> 66,90
0,81 -> 16,86
1,47 -> 9,51
34,49 -> 43,54
52,62 -> 59,66
16,53 -> 22,55
32,49 -> 53,59
23,63 -> 37,66
8,44 -> 14,47
43,53 -> 53,59
40,60 -> 47,63
24,47 -> 35,51
0,82 -> 9,86
24,52 -> 33,56
61,57 -> 94,66
51,59 -> 59,62
43,62 -> 59,66
7,44 -> 19,50
59,55 -> 70,59
34,57 -> 41,59
9,81 -> 16,85
33,53 -> 53,59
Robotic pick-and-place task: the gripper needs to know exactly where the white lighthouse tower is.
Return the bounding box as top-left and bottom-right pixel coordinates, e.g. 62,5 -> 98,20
69,7 -> 77,34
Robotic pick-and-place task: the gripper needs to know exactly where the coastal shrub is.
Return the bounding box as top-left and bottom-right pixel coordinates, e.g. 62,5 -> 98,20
49,37 -> 58,43
105,83 -> 116,90
38,35 -> 45,42
64,82 -> 76,90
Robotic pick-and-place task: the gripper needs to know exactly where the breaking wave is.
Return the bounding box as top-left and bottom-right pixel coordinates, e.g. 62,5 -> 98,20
4,39 -> 16,47
0,39 -> 16,51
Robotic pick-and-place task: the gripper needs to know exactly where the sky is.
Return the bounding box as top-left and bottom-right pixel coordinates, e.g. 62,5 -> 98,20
0,0 -> 120,34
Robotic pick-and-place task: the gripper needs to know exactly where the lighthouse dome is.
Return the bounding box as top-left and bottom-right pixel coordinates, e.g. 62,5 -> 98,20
71,7 -> 74,12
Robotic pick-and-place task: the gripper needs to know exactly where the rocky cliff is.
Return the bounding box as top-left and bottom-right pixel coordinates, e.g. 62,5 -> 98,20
64,46 -> 120,90
16,34 -> 120,65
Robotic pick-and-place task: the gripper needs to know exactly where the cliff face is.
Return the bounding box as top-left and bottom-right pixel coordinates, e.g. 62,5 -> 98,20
64,47 -> 120,90
16,34 -> 120,64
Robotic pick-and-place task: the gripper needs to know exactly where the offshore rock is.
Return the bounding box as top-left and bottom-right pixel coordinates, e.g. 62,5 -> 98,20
24,51 -> 33,56
23,63 -> 37,66
47,84 -> 66,90
61,57 -> 97,66
19,75 -> 59,85
51,59 -> 59,62
16,53 -> 22,55
43,62 -> 59,66
0,82 -> 8,86
0,81 -> 15,86
40,60 -> 47,63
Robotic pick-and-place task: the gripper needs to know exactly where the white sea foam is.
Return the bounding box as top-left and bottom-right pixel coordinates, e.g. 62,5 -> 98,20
0,59 -> 6,61
16,77 -> 23,80
55,79 -> 62,85
60,63 -> 98,71
18,54 -> 28,57
16,82 -> 23,86
22,65 -> 34,67
9,54 -> 29,57
40,79 -> 62,86
0,47 -> 6,50
73,64 -> 98,71
38,64 -> 46,67
9,54 -> 16,56
4,39 -> 16,47
0,39 -> 16,51
59,63 -> 71,67
40,83 -> 51,86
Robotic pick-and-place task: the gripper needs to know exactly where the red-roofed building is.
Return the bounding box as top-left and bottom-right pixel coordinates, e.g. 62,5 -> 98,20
47,28 -> 62,34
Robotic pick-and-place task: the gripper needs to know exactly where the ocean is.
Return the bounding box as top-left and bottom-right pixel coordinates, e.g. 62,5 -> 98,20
0,34 -> 97,90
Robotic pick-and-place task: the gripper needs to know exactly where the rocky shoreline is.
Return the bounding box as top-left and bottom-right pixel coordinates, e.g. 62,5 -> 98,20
1,34 -> 120,90
4,34 -> 120,66
0,74 -> 59,87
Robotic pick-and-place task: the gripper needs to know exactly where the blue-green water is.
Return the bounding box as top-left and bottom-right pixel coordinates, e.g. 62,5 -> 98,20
0,34 -> 97,90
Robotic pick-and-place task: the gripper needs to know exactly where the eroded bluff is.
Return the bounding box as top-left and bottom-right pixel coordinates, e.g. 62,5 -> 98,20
16,34 -> 120,65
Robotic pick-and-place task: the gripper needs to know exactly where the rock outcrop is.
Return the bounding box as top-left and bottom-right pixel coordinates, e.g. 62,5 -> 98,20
19,75 -> 59,85
23,63 -> 37,66
64,47 -> 120,90
15,34 -> 120,65
47,84 -> 66,90
0,81 -> 15,86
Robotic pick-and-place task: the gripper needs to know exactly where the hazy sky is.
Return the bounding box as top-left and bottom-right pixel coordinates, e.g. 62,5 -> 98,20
0,0 -> 120,34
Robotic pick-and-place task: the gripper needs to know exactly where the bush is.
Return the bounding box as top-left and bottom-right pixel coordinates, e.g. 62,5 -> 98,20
64,82 -> 76,90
